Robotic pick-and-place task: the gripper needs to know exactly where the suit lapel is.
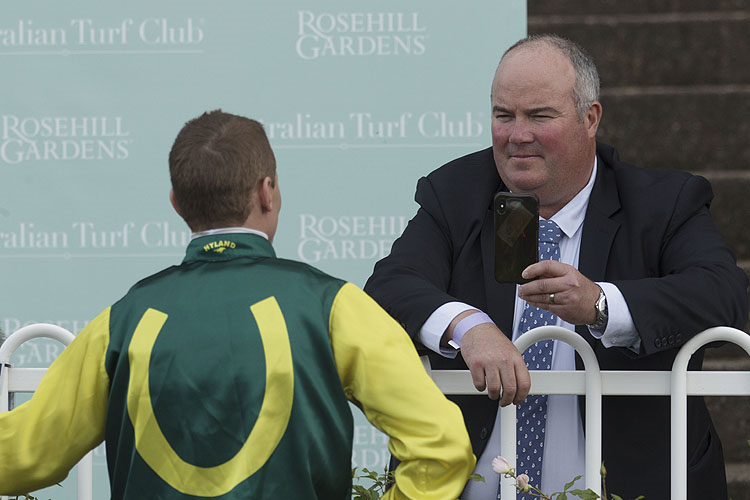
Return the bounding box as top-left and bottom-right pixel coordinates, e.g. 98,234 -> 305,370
575,152 -> 622,349
579,153 -> 621,281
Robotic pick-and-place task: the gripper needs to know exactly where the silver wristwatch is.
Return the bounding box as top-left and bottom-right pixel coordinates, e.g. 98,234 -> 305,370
589,286 -> 608,329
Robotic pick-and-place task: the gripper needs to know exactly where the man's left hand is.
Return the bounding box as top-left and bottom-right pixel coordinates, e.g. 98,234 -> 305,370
518,260 -> 600,326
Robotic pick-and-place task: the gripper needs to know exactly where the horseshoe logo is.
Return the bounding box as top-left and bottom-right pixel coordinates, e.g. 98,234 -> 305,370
126,297 -> 294,496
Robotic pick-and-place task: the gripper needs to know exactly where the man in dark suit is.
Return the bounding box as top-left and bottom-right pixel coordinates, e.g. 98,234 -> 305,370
365,34 -> 748,499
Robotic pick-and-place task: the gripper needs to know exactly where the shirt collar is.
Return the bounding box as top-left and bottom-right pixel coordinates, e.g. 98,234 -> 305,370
190,227 -> 269,241
184,231 -> 275,263
548,156 -> 597,239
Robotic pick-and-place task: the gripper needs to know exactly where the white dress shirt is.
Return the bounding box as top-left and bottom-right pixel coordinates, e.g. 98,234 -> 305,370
418,159 -> 641,498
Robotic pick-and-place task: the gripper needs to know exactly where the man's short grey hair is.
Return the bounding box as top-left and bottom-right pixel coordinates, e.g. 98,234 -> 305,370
500,34 -> 600,120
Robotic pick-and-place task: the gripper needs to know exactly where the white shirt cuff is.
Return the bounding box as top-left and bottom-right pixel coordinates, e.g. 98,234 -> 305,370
589,282 -> 641,353
418,301 -> 476,358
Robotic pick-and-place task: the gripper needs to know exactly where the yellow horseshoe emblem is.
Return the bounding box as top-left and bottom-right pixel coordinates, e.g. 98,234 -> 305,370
126,297 -> 294,496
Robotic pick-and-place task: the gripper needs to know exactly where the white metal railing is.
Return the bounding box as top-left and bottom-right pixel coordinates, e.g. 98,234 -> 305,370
2,324 -> 748,500
0,324 -> 94,500
421,325 -> 750,500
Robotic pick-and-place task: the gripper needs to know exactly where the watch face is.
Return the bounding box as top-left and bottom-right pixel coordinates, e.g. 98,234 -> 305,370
592,289 -> 607,327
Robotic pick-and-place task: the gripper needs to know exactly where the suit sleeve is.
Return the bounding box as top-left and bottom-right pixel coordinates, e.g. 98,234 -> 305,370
365,176 -> 463,338
0,309 -> 111,495
329,283 -> 476,500
614,175 -> 749,355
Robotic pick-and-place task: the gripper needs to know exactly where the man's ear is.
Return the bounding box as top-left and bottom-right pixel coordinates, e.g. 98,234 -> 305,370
169,189 -> 182,217
585,101 -> 602,138
258,176 -> 274,213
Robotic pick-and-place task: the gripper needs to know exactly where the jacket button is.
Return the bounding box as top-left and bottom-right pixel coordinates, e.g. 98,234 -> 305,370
668,335 -> 675,345
676,333 -> 682,342
480,427 -> 489,440
654,338 -> 662,348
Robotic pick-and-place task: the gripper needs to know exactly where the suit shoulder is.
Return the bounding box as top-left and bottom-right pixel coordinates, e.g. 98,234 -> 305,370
425,147 -> 498,187
418,147 -> 501,214
599,143 -> 708,195
616,164 -> 711,206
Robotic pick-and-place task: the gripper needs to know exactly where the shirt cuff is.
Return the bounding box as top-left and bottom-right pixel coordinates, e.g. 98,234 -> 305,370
588,282 -> 641,353
418,301 -> 476,358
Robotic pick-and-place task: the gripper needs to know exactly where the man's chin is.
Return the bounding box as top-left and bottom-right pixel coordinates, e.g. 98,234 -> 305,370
498,166 -> 547,192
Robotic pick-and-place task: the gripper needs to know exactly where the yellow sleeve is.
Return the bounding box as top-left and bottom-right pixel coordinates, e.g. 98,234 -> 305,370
329,283 -> 476,500
0,308 -> 111,495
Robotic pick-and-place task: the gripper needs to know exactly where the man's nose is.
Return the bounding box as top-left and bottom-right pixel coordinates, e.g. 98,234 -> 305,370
508,120 -> 533,143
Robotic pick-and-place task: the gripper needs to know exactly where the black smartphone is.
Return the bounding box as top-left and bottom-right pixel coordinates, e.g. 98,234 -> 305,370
494,192 -> 539,284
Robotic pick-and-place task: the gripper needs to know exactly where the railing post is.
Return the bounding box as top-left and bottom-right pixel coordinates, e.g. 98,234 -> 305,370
501,326 -> 602,498
77,452 -> 94,500
499,397 -> 518,499
421,325 -> 750,500
0,323 -> 76,364
670,326 -> 750,500
0,362 -> 9,413
0,323 -> 88,500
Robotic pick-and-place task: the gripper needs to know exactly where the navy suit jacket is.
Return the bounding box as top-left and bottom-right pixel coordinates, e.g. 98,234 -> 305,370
365,143 -> 748,499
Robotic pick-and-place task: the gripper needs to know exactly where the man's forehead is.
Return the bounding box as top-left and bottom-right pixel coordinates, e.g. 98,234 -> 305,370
492,45 -> 575,99
497,43 -> 572,77
502,40 -> 565,64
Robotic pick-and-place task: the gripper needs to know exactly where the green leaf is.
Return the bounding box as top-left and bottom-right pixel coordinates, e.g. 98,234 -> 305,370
558,493 -> 568,500
610,495 -> 623,500
632,496 -> 645,500
569,488 -> 600,500
564,475 -> 583,490
469,473 -> 486,483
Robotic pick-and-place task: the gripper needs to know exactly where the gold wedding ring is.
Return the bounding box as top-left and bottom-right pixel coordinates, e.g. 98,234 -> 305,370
549,293 -> 555,304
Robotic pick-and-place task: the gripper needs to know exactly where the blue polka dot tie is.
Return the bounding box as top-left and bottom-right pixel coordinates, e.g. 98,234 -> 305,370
498,219 -> 563,499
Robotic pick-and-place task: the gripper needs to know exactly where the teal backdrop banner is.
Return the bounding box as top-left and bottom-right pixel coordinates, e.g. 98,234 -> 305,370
1,1 -> 526,497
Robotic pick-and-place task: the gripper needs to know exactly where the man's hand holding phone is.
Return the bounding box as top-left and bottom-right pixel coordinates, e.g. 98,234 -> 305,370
518,260 -> 601,326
